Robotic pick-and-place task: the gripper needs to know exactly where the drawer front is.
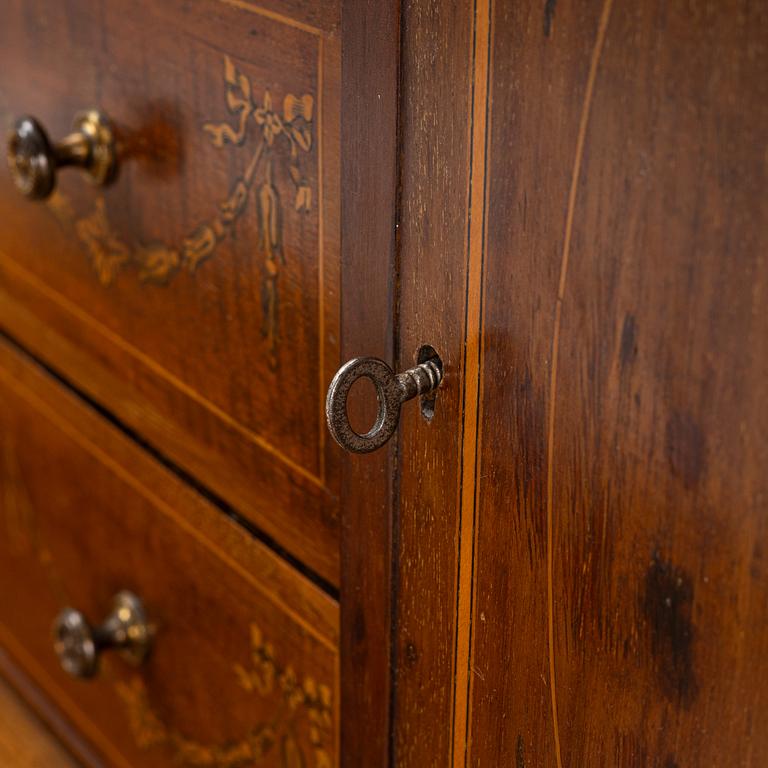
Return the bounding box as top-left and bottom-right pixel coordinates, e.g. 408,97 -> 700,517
0,0 -> 341,583
0,340 -> 339,767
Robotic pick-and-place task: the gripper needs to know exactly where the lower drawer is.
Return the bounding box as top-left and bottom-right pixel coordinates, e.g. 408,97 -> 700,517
0,338 -> 339,767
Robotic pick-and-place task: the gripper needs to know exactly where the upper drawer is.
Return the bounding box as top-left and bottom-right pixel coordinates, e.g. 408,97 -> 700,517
0,337 -> 339,767
0,0 -> 341,584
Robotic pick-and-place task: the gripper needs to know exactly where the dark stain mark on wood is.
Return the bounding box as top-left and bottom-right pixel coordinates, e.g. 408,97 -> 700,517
665,410 -> 707,490
665,756 -> 680,768
516,734 -> 526,768
619,313 -> 638,367
544,0 -> 557,37
642,550 -> 699,707
405,641 -> 418,667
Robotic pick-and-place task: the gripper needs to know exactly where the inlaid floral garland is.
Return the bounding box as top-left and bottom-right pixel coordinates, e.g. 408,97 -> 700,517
1,438 -> 334,766
116,623 -> 334,768
47,54 -> 315,365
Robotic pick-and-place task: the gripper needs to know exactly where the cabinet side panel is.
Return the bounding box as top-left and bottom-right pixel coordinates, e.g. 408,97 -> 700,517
339,1 -> 400,765
469,0 -> 768,765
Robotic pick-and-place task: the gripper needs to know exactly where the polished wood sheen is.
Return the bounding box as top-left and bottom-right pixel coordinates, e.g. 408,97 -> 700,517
338,1 -> 399,763
0,0 -> 341,584
0,674 -> 79,767
393,1 -> 475,765
461,0 -> 768,765
0,1 -> 766,766
378,0 -> 768,765
0,339 -> 339,767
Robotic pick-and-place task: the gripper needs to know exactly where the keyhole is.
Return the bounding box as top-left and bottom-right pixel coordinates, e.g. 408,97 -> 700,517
417,344 -> 443,421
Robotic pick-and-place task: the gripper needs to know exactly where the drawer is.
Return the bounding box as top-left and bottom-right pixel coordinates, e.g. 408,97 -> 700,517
0,339 -> 339,767
0,0 -> 341,584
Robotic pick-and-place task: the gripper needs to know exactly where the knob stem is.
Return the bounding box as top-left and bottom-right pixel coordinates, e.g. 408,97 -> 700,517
55,132 -> 92,167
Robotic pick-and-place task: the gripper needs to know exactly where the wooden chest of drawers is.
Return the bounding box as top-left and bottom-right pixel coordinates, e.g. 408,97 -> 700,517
1,1 -> 767,766
0,2 -> 350,764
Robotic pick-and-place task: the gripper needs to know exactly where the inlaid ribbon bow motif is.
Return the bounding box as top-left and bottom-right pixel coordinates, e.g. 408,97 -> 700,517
195,56 -> 315,363
46,55 -> 315,368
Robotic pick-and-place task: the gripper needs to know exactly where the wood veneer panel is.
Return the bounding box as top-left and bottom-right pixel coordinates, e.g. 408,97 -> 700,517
0,0 -> 341,584
0,337 -> 340,767
393,1 -> 475,765
467,0 -> 768,765
338,1 -> 400,765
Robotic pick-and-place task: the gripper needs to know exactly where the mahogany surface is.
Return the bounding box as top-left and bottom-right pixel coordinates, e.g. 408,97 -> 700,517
0,1 -> 765,766
0,0 -> 342,585
466,1 -> 768,765
0,338 -> 339,767
338,0 -> 400,764
393,1 -> 475,765
385,1 -> 768,765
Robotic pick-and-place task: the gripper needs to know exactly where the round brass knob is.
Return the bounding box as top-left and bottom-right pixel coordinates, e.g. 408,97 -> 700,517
53,591 -> 152,679
6,110 -> 117,200
325,355 -> 443,453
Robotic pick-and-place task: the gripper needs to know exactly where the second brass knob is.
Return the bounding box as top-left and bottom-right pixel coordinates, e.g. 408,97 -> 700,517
53,590 -> 152,679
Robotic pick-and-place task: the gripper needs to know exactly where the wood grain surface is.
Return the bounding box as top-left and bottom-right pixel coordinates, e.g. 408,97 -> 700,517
393,1 -> 475,765
1,1 -> 766,766
0,337 -> 339,767
0,673 -> 79,767
385,0 -> 768,765
338,1 -> 400,764
0,0 -> 342,585
463,0 -> 768,765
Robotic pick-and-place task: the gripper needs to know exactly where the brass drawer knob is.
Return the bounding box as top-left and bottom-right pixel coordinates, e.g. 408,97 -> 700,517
326,355 -> 443,453
6,110 -> 117,200
53,591 -> 152,679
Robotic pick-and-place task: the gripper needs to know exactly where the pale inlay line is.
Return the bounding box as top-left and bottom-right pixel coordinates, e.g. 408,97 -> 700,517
0,252 -> 326,489
217,0 -> 323,36
545,1 -> 614,766
451,0 -> 493,764
0,367 -> 338,652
